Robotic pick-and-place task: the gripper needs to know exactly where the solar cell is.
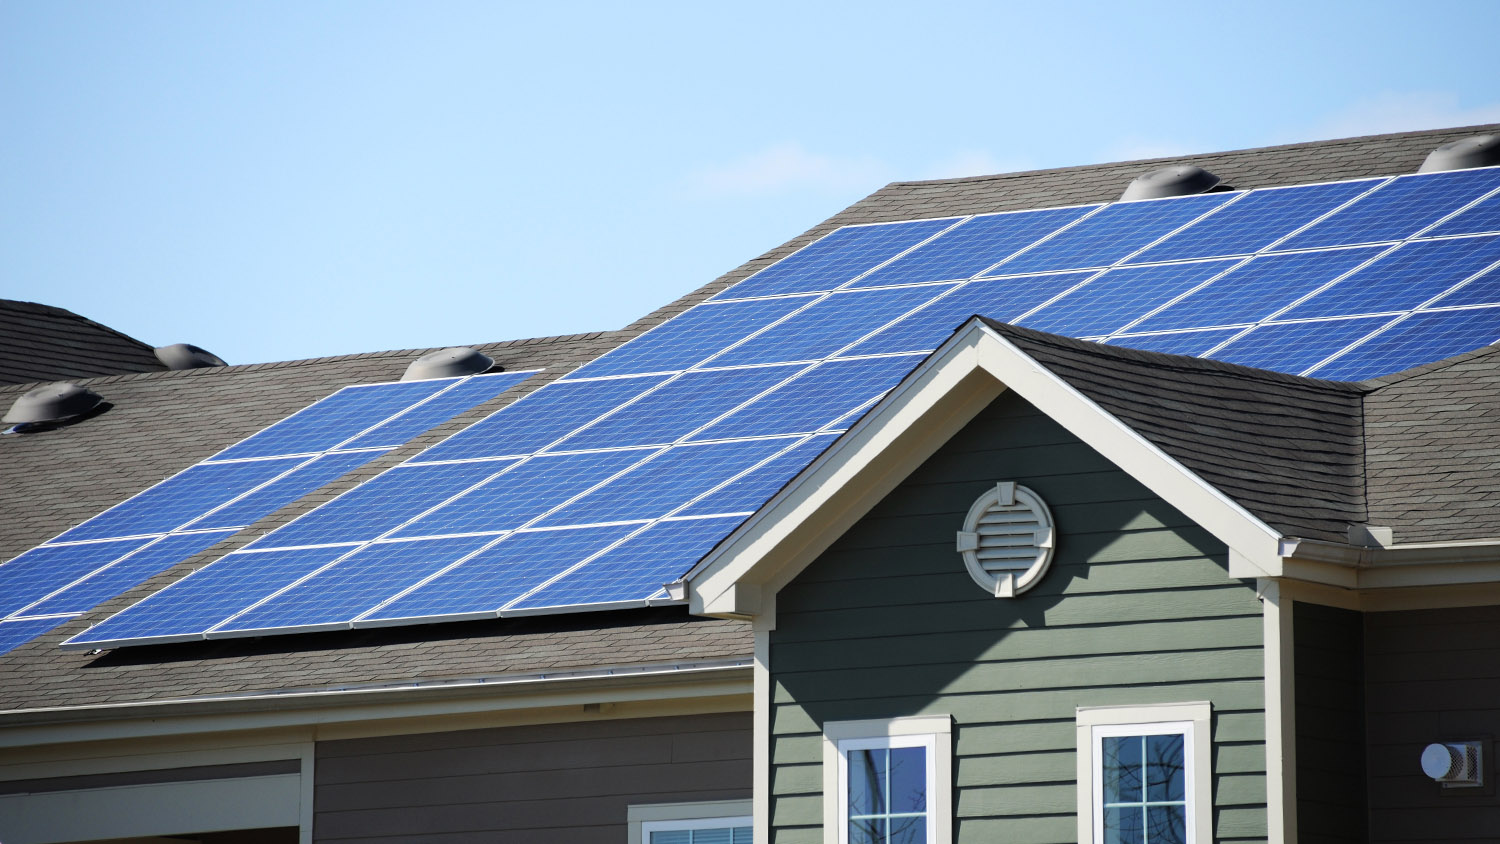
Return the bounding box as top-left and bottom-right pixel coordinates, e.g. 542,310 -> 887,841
0,617 -> 69,657
991,191 -> 1236,274
511,516 -> 747,610
391,449 -> 653,538
1128,179 -> 1380,263
1425,188 -> 1500,238
1129,247 -> 1385,333
1209,316 -> 1394,373
1278,235 -> 1500,321
848,206 -> 1096,288
1275,168 -> 1500,251
54,457 -> 305,543
21,530 -> 235,617
1430,263 -> 1500,308
411,375 -> 666,463
1312,306 -> 1500,380
845,272 -> 1095,357
0,538 -> 151,617
536,438 -> 790,527
251,460 -> 516,548
364,525 -> 638,623
693,355 -> 924,442
213,380 -> 452,461
708,285 -> 950,367
65,545 -> 353,647
338,371 -> 535,450
563,297 -> 816,379
1105,328 -> 1246,358
678,433 -> 841,517
212,535 -> 494,635
553,365 -> 803,451
1022,259 -> 1239,337
711,218 -> 959,300
185,449 -> 389,531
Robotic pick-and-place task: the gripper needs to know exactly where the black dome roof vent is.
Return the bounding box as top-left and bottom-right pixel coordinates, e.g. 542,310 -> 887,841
1418,134 -> 1500,173
402,347 -> 496,381
3,382 -> 105,430
1121,164 -> 1222,201
155,343 -> 227,370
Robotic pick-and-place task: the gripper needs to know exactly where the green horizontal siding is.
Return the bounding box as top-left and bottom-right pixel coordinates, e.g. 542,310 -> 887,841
768,391 -> 1266,843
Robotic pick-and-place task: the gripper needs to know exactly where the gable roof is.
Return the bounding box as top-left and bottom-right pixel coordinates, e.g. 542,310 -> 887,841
0,299 -> 167,384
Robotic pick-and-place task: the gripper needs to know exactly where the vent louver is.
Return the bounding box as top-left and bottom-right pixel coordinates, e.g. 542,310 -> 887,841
956,481 -> 1055,597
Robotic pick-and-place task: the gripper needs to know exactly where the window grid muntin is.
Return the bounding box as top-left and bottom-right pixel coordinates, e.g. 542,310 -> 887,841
839,734 -> 934,844
1092,720 -> 1194,844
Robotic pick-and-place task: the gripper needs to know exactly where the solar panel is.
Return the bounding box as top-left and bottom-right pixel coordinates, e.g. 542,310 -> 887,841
63,165 -> 1500,651
22,531 -> 235,617
212,380 -> 453,461
0,617 -> 69,655
0,539 -> 152,617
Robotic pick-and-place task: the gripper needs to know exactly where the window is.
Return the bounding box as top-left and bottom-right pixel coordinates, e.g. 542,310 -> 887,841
629,800 -> 752,844
823,715 -> 952,844
1076,702 -> 1211,844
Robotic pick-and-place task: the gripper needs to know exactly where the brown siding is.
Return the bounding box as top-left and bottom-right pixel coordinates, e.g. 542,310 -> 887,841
1295,601 -> 1367,843
314,712 -> 750,844
1365,605 -> 1500,842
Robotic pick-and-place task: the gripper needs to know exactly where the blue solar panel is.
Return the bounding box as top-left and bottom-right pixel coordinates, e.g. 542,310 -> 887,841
0,617 -> 70,657
53,458 -> 305,543
252,460 -> 516,548
1128,179 -> 1380,263
1431,263 -> 1500,308
1426,187 -> 1500,238
1211,316 -> 1394,373
22,530 -> 235,617
365,525 -> 638,622
411,375 -> 666,463
1021,259 -> 1239,337
213,535 -> 494,635
554,365 -> 803,451
1312,306 -> 1500,380
185,449 -> 388,531
1275,169 -> 1500,251
1130,247 -> 1384,333
848,206 -> 1096,288
338,371 -> 535,450
845,272 -> 1095,356
66,545 -> 353,646
1279,235 -> 1500,321
512,516 -> 747,609
536,439 -> 790,527
709,285 -> 950,367
694,355 -> 924,441
213,380 -> 453,461
991,192 -> 1236,274
679,433 -> 840,517
392,449 -> 653,538
0,538 -> 151,617
1105,328 -> 1246,357
564,297 -> 816,379
712,218 -> 958,300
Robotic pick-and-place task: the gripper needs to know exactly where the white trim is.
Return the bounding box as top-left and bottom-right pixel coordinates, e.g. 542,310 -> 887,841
1076,701 -> 1211,844
1260,579 -> 1296,844
821,715 -> 952,844
628,800 -> 753,844
752,609 -> 775,843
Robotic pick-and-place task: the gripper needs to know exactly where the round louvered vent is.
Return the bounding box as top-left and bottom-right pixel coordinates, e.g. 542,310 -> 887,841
956,481 -> 1055,598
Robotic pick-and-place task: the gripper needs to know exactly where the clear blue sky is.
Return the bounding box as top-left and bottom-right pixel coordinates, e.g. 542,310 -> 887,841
4,1 -> 1498,365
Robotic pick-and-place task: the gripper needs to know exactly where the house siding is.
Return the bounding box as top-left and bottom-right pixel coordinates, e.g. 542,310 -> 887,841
1365,605 -> 1500,842
768,391 -> 1267,843
1295,601 -> 1368,843
314,712 -> 751,844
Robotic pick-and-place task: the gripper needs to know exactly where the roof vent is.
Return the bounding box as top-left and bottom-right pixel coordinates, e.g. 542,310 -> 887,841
1121,164 -> 1222,201
155,343 -> 226,370
402,347 -> 496,381
3,382 -> 105,429
1418,134 -> 1500,173
956,481 -> 1056,598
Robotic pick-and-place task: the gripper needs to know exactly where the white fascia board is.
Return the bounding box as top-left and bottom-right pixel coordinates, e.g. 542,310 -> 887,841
688,321 -> 1285,618
1279,536 -> 1500,590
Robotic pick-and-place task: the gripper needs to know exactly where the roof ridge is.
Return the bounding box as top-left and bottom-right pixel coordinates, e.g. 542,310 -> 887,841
1356,340 -> 1500,389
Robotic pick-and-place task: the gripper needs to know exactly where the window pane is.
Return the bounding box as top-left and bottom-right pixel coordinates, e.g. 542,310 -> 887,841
849,817 -> 882,844
887,746 -> 928,814
650,832 -> 690,844
1102,736 -> 1144,803
889,813 -> 928,844
1104,806 -> 1145,844
1146,733 -> 1186,802
1147,804 -> 1187,844
692,828 -> 733,844
849,748 -> 888,816
731,827 -> 753,844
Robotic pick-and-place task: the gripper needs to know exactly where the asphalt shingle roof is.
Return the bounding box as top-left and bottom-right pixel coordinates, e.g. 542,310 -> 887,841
0,299 -> 167,385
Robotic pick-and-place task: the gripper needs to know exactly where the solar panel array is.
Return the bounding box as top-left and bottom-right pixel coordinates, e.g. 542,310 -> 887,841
64,165 -> 1500,650
0,371 -> 534,654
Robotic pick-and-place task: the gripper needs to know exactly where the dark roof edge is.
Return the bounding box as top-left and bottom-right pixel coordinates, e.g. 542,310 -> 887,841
1355,340 -> 1500,390
2,298 -> 160,356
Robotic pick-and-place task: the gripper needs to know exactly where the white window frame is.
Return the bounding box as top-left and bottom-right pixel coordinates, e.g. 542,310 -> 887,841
1076,701 -> 1212,844
822,715 -> 952,844
628,799 -> 752,844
